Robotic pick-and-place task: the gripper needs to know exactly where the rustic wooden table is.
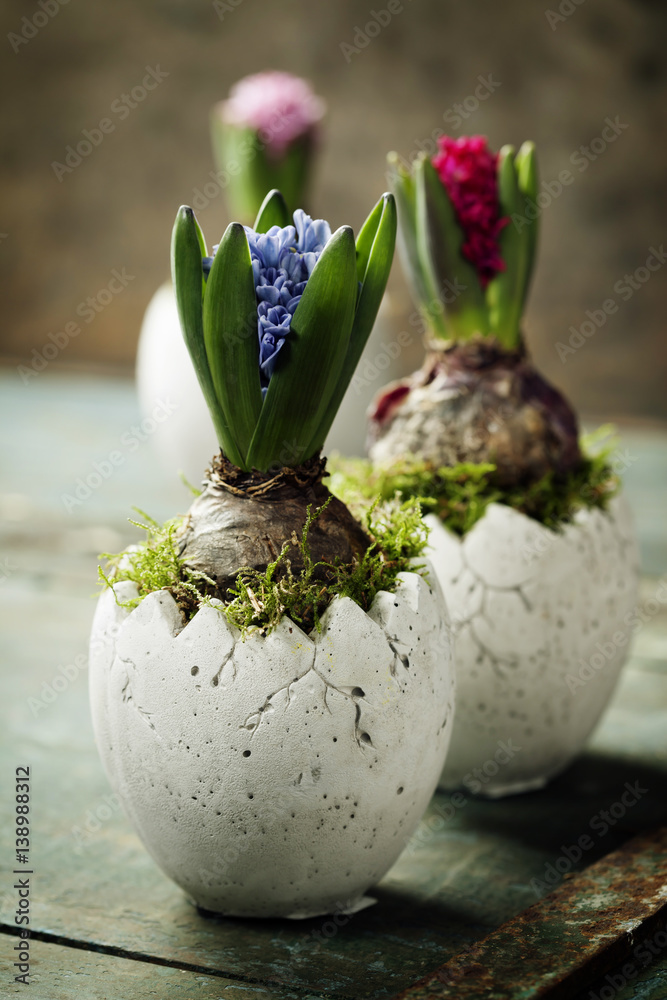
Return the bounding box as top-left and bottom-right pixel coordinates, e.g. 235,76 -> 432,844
1,370 -> 666,999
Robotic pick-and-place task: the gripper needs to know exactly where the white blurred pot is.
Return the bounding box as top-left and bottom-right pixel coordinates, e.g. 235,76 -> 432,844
426,495 -> 639,798
89,570 -> 455,918
136,283 -> 407,483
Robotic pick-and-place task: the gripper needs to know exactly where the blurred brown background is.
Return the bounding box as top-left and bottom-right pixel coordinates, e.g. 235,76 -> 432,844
0,0 -> 665,420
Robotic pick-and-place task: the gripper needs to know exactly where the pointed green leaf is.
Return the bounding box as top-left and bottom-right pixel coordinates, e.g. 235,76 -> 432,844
246,226 -> 357,471
515,141 -> 539,307
202,222 -> 262,469
211,117 -> 313,222
354,190 -> 384,283
307,193 -> 397,454
387,152 -> 444,336
253,188 -> 291,233
486,145 -> 527,349
416,155 -> 488,340
266,132 -> 314,218
191,209 -> 207,258
170,206 -> 237,459
210,119 -> 260,224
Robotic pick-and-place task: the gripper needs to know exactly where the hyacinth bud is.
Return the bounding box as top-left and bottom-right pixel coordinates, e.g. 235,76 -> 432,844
211,72 -> 326,223
172,189 -> 396,473
387,135 -> 539,349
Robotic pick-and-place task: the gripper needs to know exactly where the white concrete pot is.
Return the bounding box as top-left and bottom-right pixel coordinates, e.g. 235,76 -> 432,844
426,495 -> 639,798
136,283 -> 407,482
89,570 -> 455,918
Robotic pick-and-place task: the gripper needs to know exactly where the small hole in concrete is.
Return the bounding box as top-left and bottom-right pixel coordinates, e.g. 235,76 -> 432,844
191,666 -> 199,676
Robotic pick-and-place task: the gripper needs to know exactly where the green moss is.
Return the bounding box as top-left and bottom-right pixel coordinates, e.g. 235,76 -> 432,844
329,426 -> 620,538
98,497 -> 428,636
98,509 -> 216,619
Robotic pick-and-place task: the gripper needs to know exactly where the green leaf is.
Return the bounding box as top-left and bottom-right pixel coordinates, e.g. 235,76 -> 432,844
253,189 -> 290,233
307,193 -> 397,454
202,222 -> 262,469
515,141 -> 539,308
486,145 -> 526,349
354,190 -> 384,282
210,119 -> 258,224
387,152 -> 445,336
210,118 -> 314,222
267,132 -> 314,217
246,226 -> 358,471
170,206 -> 237,459
416,155 -> 488,340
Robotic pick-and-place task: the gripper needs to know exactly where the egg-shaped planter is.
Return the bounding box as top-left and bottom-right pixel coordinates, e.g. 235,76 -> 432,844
89,570 -> 455,918
136,283 -> 409,482
426,495 -> 639,798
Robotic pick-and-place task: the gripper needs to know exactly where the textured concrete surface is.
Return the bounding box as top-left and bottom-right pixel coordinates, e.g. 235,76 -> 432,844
430,496 -> 639,795
0,371 -> 666,996
89,576 -> 454,917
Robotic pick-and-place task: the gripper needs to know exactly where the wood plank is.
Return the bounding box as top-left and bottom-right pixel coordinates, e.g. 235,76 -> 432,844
574,952 -> 667,1000
392,827 -> 667,999
2,726 -> 667,999
0,934 -> 310,999
1,374 -> 667,998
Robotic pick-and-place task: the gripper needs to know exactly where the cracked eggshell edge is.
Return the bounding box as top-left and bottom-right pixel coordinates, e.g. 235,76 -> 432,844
88,565 -> 455,918
425,495 -> 640,797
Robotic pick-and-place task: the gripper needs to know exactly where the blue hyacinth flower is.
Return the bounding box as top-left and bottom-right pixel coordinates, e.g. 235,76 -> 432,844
203,209 -> 333,390
172,188 -> 396,471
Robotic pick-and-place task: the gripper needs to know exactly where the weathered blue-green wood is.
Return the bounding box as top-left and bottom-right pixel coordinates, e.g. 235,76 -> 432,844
1,595 -> 665,999
1,371 -> 666,999
2,937 -> 311,999
393,828 -> 667,999
575,954 -> 667,1000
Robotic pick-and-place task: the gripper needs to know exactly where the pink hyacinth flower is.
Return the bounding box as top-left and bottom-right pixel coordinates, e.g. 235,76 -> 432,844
220,71 -> 326,158
432,135 -> 508,287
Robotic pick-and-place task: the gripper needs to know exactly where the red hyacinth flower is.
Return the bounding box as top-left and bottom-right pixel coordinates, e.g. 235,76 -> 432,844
431,135 -> 508,288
